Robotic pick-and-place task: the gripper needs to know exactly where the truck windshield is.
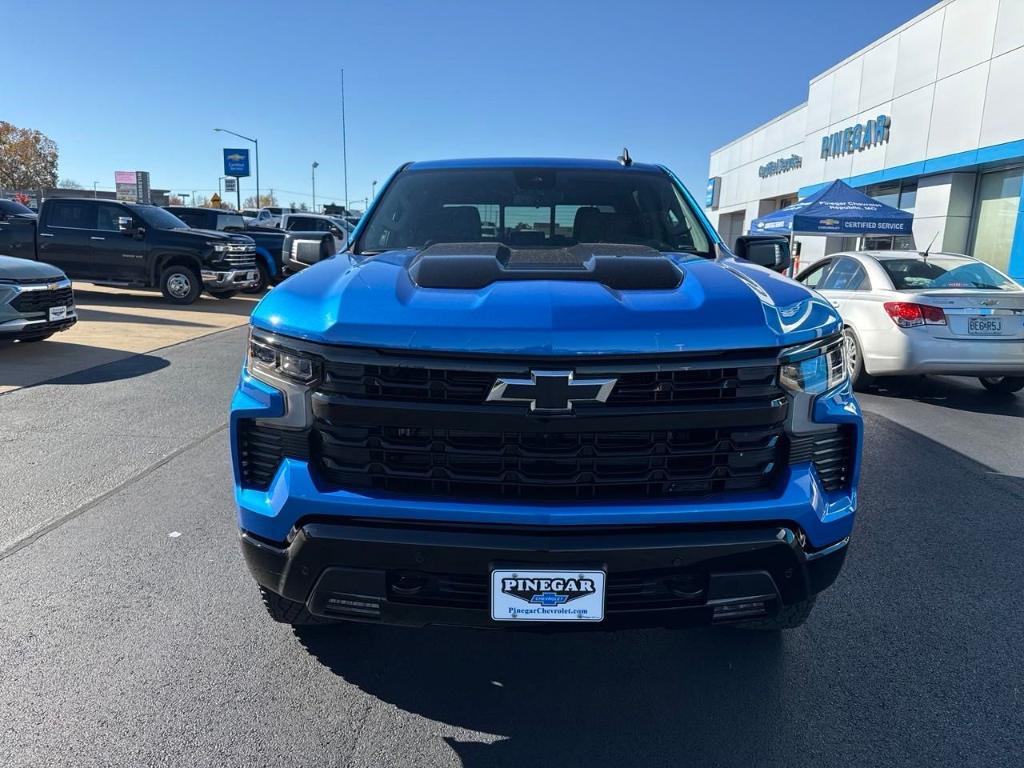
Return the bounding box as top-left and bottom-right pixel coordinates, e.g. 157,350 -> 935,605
134,206 -> 188,230
880,257 -> 1021,291
356,167 -> 712,256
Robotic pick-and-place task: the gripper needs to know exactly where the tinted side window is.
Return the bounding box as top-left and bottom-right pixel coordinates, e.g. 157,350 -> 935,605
47,201 -> 96,229
175,211 -> 205,228
819,258 -> 866,290
96,203 -> 130,231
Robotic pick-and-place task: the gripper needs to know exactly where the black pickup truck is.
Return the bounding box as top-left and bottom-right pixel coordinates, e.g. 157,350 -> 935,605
0,198 -> 258,304
165,206 -> 286,293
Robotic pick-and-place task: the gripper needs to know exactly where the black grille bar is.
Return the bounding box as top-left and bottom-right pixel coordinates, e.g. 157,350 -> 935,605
314,418 -> 785,501
321,360 -> 782,407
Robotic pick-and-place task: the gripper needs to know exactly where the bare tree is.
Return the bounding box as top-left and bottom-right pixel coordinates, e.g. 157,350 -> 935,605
58,178 -> 83,189
0,121 -> 59,189
243,193 -> 278,208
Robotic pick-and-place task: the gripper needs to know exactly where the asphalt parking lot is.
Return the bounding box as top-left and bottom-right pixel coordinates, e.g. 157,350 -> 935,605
2,321 -> 1023,767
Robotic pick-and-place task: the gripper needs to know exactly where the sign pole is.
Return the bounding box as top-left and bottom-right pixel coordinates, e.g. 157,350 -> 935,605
236,177 -> 241,211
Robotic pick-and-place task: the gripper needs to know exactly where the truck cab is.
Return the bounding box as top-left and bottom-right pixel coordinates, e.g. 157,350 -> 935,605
22,198 -> 259,303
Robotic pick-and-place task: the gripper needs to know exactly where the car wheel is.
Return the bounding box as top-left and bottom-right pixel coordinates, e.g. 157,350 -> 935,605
207,289 -> 238,300
259,587 -> 336,626
20,332 -> 56,343
160,265 -> 201,305
978,376 -> 1024,394
243,261 -> 271,294
844,328 -> 873,391
735,597 -> 816,631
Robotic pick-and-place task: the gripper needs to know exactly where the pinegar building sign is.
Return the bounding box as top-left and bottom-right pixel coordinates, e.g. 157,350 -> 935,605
820,115 -> 891,160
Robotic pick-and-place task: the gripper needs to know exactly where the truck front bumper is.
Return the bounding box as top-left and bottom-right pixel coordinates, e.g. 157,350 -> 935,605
201,268 -> 259,290
242,520 -> 848,628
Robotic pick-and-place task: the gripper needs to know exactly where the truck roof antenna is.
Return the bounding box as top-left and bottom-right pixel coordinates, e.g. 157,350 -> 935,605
617,148 -> 632,167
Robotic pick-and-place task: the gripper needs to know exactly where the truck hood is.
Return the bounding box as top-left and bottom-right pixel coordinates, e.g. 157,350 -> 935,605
253,249 -> 841,355
0,254 -> 67,281
173,228 -> 254,245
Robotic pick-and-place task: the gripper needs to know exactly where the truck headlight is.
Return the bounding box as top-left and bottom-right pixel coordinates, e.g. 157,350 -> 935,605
780,336 -> 847,395
247,331 -> 320,385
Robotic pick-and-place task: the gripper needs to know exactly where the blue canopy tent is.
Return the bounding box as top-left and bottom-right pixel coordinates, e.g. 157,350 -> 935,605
749,179 -> 913,237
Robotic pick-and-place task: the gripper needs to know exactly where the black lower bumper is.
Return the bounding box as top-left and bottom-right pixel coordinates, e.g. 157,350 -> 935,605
241,520 -> 848,630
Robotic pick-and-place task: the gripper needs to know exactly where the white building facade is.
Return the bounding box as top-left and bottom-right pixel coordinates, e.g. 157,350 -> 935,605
705,0 -> 1024,281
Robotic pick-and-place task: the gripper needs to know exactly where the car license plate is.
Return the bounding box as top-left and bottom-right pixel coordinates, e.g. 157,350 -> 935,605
491,569 -> 605,622
48,305 -> 67,322
968,317 -> 1002,335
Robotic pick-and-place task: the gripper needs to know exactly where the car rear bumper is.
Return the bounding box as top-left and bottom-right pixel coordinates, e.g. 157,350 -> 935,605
242,520 -> 849,629
861,327 -> 1024,376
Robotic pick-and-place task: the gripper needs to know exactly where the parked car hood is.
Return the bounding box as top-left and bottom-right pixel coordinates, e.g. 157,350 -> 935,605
252,248 -> 841,355
0,254 -> 67,281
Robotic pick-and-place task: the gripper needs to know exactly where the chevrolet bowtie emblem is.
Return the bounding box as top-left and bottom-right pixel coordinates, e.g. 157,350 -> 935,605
486,370 -> 617,412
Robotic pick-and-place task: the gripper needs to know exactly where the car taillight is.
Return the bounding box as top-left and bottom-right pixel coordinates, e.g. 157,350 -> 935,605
883,301 -> 947,327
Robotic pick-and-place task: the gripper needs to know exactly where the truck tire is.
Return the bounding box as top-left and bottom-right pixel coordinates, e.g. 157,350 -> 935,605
259,587 -> 335,625
844,328 -> 873,391
735,597 -> 816,631
979,376 -> 1024,394
160,265 -> 201,305
243,261 -> 271,294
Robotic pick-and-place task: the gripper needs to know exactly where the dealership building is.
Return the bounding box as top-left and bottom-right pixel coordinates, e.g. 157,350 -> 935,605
704,0 -> 1024,281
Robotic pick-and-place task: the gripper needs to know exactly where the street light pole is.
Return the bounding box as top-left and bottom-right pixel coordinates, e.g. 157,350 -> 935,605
214,127 -> 260,208
371,179 -> 377,200
341,68 -> 349,210
311,161 -> 319,213
92,181 -> 99,199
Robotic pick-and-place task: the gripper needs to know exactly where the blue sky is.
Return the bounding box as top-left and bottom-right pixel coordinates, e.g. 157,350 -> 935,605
2,0 -> 934,209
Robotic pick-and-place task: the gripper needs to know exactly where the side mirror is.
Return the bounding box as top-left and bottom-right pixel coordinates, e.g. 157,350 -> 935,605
733,235 -> 792,274
117,216 -> 133,233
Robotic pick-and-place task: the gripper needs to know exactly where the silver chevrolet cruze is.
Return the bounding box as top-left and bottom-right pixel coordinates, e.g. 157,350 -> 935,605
795,250 -> 1024,394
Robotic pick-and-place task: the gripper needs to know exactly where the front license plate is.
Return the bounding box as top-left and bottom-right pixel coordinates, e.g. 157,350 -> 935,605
968,317 -> 1002,335
491,569 -> 605,622
48,305 -> 67,321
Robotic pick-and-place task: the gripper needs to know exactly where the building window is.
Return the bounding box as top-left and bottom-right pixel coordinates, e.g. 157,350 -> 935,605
971,167 -> 1023,273
859,181 -> 917,251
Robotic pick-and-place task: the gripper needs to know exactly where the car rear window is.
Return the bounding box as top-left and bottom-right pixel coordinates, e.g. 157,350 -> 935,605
880,257 -> 1020,291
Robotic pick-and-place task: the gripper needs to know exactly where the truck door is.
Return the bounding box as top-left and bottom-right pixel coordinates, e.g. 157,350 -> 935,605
37,199 -> 98,279
91,202 -> 148,281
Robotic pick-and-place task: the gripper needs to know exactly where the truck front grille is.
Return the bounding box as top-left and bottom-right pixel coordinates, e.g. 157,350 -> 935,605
10,287 -> 74,314
315,422 -> 785,501
321,358 -> 781,407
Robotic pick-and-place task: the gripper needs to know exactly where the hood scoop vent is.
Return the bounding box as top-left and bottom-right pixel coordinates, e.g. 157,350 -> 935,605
408,243 -> 682,290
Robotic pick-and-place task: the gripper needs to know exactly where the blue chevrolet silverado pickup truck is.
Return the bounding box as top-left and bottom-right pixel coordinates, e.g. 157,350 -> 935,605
230,157 -> 862,631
